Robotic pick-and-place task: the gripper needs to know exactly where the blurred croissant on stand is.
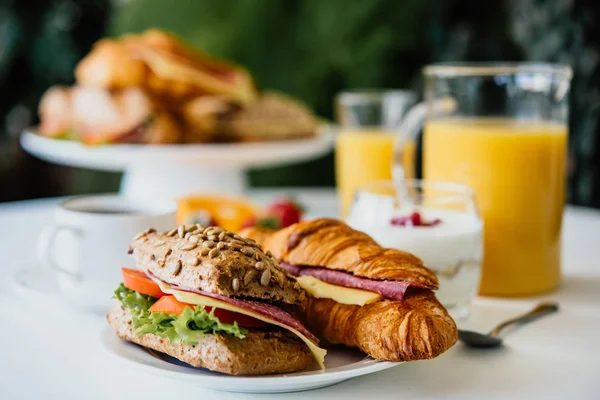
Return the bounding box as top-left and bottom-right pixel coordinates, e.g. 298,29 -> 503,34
38,29 -> 319,145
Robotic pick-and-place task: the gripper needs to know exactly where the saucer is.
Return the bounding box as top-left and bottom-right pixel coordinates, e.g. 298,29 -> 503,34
11,265 -> 112,315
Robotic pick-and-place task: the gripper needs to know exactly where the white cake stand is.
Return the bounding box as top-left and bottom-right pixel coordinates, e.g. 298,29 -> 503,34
20,127 -> 334,202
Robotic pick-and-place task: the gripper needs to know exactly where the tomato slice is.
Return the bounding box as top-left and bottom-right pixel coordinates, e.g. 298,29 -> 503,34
148,295 -> 192,314
145,294 -> 268,327
121,268 -> 269,328
121,268 -> 165,298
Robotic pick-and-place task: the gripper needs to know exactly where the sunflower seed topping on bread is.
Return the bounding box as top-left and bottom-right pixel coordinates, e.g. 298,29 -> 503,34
129,224 -> 306,305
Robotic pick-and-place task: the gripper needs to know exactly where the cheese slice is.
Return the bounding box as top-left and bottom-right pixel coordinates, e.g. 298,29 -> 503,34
296,276 -> 383,306
155,280 -> 326,369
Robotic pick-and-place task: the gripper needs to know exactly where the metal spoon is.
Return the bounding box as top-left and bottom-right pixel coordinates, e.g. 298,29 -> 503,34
458,302 -> 559,348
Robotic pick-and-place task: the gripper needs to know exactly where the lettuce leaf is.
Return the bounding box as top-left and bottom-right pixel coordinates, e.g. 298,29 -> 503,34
113,283 -> 248,345
114,283 -> 156,311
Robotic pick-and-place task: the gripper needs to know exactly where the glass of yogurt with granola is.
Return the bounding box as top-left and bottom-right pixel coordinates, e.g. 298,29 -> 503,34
347,179 -> 483,319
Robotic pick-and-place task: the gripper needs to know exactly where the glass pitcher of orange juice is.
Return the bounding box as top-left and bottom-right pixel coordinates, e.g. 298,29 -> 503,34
422,63 -> 572,296
335,90 -> 417,217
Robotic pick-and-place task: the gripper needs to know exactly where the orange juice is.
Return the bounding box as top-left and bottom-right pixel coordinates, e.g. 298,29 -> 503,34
424,118 -> 567,296
335,130 -> 416,217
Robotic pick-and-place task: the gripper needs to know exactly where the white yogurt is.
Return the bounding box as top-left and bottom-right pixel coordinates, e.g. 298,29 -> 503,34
348,197 -> 483,317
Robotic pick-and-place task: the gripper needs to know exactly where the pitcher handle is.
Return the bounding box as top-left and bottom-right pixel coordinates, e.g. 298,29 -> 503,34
392,97 -> 457,181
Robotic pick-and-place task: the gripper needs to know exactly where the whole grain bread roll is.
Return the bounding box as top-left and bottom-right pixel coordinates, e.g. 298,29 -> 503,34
129,225 -> 306,305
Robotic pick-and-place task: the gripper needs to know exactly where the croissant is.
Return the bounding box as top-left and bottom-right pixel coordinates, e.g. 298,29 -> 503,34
240,219 -> 458,361
305,292 -> 457,361
241,219 -> 438,289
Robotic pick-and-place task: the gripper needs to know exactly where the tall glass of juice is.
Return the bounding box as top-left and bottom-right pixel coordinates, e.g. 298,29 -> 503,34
422,63 -> 572,296
335,90 -> 417,218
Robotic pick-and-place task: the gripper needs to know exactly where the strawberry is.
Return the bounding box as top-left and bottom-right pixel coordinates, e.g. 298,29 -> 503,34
241,216 -> 257,229
241,216 -> 280,230
265,198 -> 303,228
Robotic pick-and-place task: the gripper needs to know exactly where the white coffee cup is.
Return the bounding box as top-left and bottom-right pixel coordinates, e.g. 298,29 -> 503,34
37,194 -> 176,304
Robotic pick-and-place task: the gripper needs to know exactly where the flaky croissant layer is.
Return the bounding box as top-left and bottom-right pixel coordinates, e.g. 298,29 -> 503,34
304,291 -> 457,361
240,219 -> 439,289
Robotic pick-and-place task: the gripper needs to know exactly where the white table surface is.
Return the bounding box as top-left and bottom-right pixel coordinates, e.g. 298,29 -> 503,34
1,189 -> 599,400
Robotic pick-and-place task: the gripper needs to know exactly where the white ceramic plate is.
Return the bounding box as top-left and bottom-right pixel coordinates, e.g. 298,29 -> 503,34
20,126 -> 334,172
100,327 -> 400,393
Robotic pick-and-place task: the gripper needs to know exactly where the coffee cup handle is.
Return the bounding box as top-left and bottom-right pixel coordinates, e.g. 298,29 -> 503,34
37,225 -> 82,279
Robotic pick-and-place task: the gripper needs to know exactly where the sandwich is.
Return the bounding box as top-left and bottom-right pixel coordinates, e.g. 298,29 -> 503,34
38,29 -> 257,145
75,30 -> 257,105
240,218 -> 458,361
37,30 -> 319,145
38,85 -> 182,145
106,224 -> 326,375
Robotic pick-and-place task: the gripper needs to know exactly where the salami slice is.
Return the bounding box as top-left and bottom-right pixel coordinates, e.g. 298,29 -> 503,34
280,263 -> 419,301
147,271 -> 319,344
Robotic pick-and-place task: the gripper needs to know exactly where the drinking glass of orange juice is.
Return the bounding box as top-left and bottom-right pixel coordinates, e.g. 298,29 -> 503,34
422,63 -> 572,296
335,90 -> 417,217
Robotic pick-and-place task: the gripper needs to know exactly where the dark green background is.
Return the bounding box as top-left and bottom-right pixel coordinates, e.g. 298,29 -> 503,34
0,0 -> 598,206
